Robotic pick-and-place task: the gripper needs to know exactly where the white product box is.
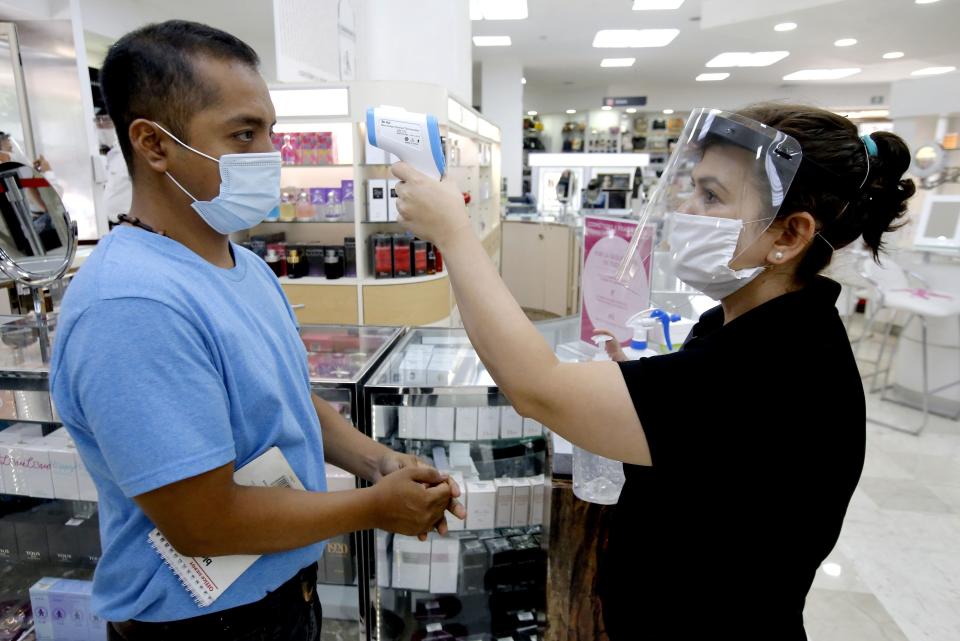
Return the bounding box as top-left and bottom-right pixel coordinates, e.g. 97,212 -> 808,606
477,407 -> 500,440
387,179 -> 401,222
376,531 -> 392,587
0,441 -> 24,495
392,535 -> 431,591
529,475 -> 545,525
522,418 -> 543,438
373,405 -> 395,440
429,536 -> 460,594
454,407 -> 478,441
426,407 -> 455,441
494,478 -> 514,528
46,443 -> 80,501
465,480 -> 496,530
399,352 -> 431,387
500,406 -> 523,439
511,478 -> 532,527
18,437 -> 54,499
446,471 -> 466,531
367,179 -> 388,222
76,460 -> 98,502
44,427 -> 73,443
325,464 -> 355,493
426,349 -> 459,387
398,406 -> 427,440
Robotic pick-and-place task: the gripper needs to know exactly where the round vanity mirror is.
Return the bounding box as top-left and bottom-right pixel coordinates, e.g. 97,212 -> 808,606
911,143 -> 945,179
0,161 -> 77,286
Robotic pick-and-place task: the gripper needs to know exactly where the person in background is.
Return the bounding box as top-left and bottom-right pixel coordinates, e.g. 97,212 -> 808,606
51,20 -> 463,641
0,130 -> 63,195
95,112 -> 133,222
390,104 -> 915,640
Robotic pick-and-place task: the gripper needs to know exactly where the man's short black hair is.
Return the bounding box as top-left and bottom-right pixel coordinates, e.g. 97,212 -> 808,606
100,20 -> 260,175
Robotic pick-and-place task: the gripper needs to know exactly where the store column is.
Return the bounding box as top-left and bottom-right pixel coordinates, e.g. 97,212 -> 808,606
480,59 -> 523,197
357,0 -> 472,104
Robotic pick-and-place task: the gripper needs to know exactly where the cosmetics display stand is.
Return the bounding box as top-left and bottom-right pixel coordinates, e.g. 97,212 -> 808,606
238,82 -> 502,328
362,328 -> 550,641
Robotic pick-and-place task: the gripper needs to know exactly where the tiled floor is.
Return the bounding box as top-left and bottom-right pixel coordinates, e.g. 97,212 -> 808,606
802,321 -> 960,641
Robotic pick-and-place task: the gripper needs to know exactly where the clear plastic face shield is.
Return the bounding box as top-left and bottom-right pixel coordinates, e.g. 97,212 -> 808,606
615,109 -> 803,314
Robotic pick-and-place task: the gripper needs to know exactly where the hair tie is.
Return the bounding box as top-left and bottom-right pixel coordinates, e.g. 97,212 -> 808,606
861,134 -> 879,158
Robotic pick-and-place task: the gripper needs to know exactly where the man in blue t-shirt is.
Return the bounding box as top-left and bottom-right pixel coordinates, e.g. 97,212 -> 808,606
50,20 -> 462,640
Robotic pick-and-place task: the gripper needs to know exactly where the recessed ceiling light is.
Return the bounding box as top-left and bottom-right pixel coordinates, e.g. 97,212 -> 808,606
473,36 -> 512,47
470,0 -> 528,20
632,0 -> 685,9
821,563 -> 843,577
774,22 -> 797,32
601,105 -> 613,111
663,109 -> 675,114
882,51 -> 905,59
912,66 -> 956,76
696,72 -> 730,81
706,51 -> 790,68
600,57 -> 637,68
915,0 -> 941,4
626,107 -> 638,114
527,110 -> 538,116
593,29 -> 680,48
783,68 -> 861,80
566,109 -> 577,114
834,38 -> 857,47
521,77 -> 527,84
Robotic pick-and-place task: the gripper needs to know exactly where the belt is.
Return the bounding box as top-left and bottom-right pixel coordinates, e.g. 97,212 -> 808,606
110,563 -> 318,640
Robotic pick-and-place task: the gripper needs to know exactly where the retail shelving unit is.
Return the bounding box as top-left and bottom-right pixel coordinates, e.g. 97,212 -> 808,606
362,328 -> 549,641
240,82 -> 502,327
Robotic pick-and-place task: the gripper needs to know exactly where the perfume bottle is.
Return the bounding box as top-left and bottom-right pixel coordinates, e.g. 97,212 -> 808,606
426,243 -> 437,275
325,188 -> 343,222
324,248 -> 344,280
278,191 -> 296,222
296,189 -> 314,221
264,248 -> 283,277
286,249 -> 303,279
281,134 -> 299,165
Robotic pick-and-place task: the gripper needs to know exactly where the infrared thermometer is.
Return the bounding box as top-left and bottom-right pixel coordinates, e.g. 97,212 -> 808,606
366,106 -> 445,180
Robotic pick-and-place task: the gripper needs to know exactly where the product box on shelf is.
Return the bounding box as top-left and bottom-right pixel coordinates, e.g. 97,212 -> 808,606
398,405 -> 427,440
0,517 -> 17,560
426,406 -> 455,441
500,406 -> 524,439
477,406 -> 500,440
46,439 -> 80,501
494,479 -> 514,528
367,179 -> 388,222
30,577 -> 104,641
522,418 -> 543,439
529,475 -> 545,525
392,234 -> 412,278
376,531 -> 392,588
323,534 -> 356,585
392,534 -> 432,591
46,515 -> 92,565
454,407 -> 478,441
371,234 -> 393,279
387,180 -> 400,222
464,480 -> 495,530
512,478 -> 532,527
459,538 -> 488,595
398,345 -> 434,386
373,405 -> 396,440
429,536 -> 460,594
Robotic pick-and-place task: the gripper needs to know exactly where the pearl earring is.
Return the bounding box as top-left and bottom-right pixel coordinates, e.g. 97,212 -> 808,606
774,251 -> 784,261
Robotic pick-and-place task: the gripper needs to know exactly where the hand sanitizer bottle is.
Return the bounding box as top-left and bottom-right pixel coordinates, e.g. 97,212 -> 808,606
572,335 -> 626,505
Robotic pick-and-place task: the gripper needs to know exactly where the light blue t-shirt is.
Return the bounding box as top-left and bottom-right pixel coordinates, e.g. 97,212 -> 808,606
50,225 -> 327,622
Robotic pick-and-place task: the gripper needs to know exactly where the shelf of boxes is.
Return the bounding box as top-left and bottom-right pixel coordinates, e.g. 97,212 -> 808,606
364,327 -> 548,640
237,83 -> 501,327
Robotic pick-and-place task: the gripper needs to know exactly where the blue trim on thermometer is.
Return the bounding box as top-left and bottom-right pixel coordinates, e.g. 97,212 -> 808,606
426,114 -> 445,177
366,108 -> 377,147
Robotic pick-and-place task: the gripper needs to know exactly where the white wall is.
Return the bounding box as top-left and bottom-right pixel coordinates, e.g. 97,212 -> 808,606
890,75 -> 960,119
481,59 -> 522,197
357,0 -> 472,104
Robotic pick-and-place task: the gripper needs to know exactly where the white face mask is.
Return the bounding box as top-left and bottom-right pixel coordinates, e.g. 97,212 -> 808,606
668,212 -> 769,301
152,122 -> 281,235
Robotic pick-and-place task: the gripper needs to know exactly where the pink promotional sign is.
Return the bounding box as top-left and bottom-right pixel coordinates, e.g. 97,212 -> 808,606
580,216 -> 653,345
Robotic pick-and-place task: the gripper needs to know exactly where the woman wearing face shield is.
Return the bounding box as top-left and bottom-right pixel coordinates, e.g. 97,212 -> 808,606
391,104 -> 916,640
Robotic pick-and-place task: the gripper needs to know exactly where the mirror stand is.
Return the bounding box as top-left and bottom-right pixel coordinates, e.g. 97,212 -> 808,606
29,285 -> 51,362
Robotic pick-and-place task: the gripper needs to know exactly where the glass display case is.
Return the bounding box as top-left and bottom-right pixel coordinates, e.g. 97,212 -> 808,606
300,324 -> 404,637
363,328 -> 549,641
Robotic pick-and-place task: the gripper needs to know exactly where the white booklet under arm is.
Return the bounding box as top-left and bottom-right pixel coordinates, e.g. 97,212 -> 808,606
147,446 -> 306,608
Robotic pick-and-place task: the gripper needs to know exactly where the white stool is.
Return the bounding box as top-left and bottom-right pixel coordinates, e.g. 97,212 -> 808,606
858,257 -> 960,435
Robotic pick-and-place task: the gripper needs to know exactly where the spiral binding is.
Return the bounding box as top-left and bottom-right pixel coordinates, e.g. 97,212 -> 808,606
148,530 -> 215,607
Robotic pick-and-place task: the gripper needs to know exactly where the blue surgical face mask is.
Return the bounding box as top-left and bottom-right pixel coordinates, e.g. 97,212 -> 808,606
152,122 -> 281,234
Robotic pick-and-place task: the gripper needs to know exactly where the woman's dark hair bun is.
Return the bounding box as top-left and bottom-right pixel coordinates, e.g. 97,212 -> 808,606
857,131 -> 916,259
